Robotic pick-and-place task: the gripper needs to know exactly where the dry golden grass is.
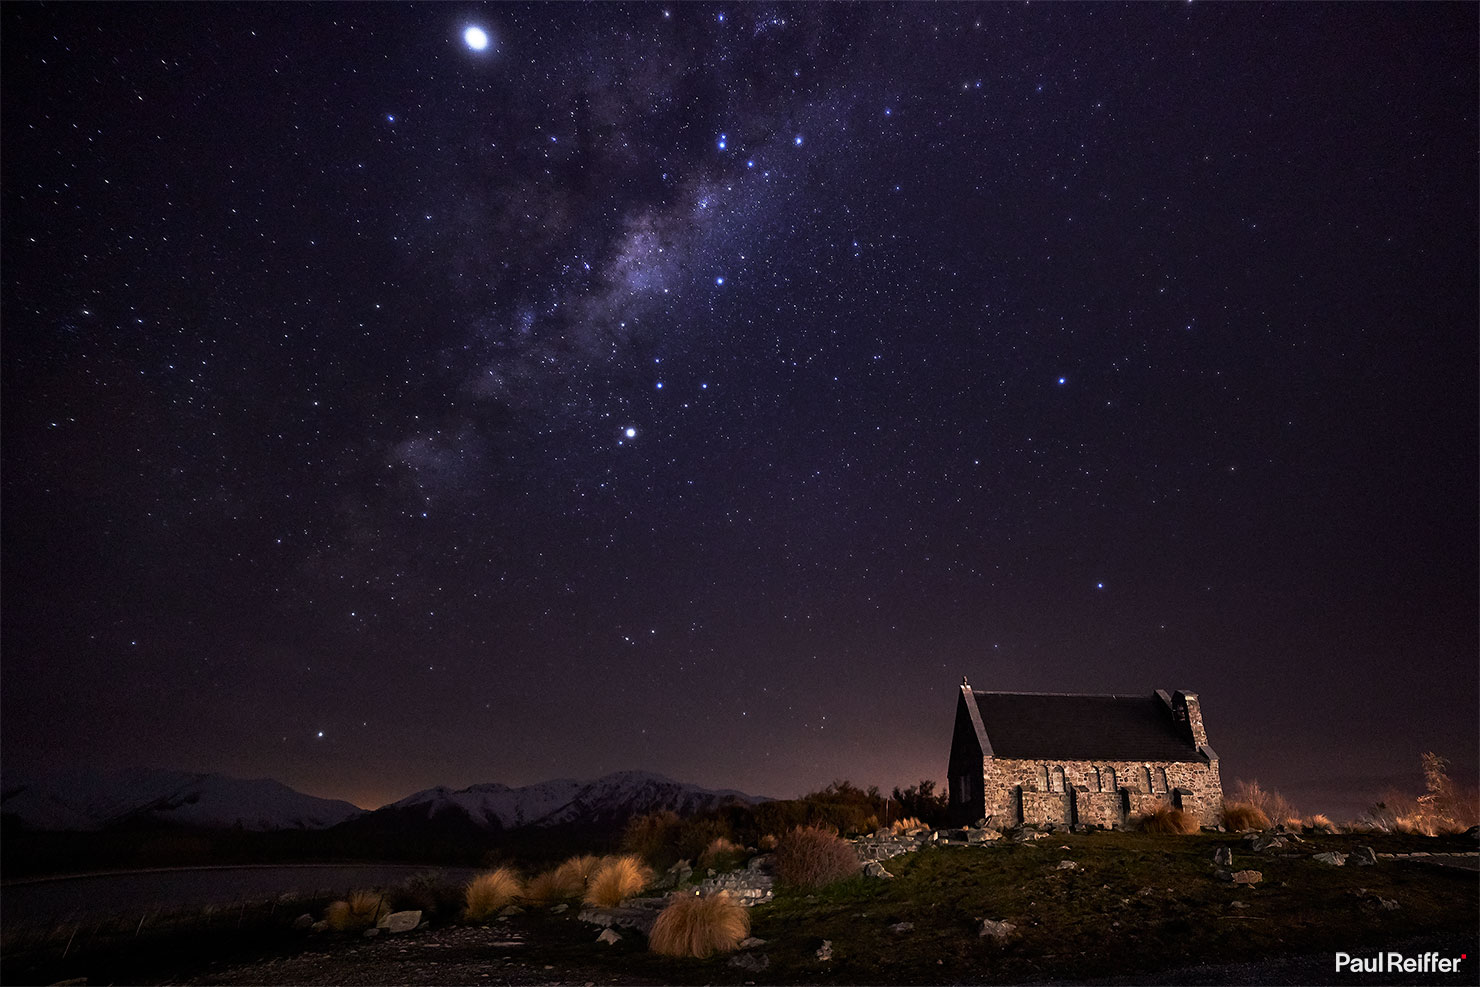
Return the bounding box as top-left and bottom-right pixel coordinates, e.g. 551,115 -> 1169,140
758,834 -> 779,851
326,890 -> 385,932
648,891 -> 750,958
775,825 -> 861,888
621,809 -> 682,863
891,816 -> 926,834
464,867 -> 524,921
584,855 -> 653,908
1304,813 -> 1337,833
698,836 -> 744,871
552,854 -> 604,893
1220,801 -> 1271,832
1133,802 -> 1199,835
1229,779 -> 1298,825
524,868 -> 580,905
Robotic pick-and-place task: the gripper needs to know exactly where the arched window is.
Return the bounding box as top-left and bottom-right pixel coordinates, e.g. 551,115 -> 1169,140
1050,766 -> 1066,793
1155,767 -> 1168,793
1143,766 -> 1154,792
1102,766 -> 1117,792
1091,767 -> 1102,792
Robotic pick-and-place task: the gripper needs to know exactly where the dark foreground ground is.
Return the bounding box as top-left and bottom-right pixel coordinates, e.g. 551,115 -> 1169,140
5,831 -> 1476,986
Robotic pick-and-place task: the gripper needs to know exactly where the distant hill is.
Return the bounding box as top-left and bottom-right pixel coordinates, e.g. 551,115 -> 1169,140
1,769 -> 364,832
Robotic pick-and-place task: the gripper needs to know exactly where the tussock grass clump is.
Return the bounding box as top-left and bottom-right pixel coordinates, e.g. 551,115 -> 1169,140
326,890 -> 386,932
584,855 -> 653,908
758,833 -> 779,851
553,854 -> 604,894
1230,779 -> 1298,827
1133,803 -> 1199,835
1221,801 -> 1271,833
464,867 -> 523,921
648,891 -> 750,958
524,868 -> 579,905
775,825 -> 861,888
891,816 -> 926,835
699,836 -> 744,871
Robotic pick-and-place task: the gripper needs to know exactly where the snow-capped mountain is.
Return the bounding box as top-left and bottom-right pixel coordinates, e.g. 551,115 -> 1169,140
377,769 -> 765,831
1,769 -> 365,832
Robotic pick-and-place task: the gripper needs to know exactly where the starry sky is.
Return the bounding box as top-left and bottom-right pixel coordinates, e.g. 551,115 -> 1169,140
3,3 -> 1475,818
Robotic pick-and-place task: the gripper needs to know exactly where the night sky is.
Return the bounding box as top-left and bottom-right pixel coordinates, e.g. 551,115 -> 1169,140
3,3 -> 1475,818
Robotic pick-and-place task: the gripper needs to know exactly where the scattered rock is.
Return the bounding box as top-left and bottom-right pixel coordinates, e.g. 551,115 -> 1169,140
310,920 -> 329,933
499,905 -> 524,917
1231,870 -> 1263,884
596,929 -> 621,945
1349,846 -> 1377,866
979,918 -> 1017,940
1230,901 -> 1248,909
292,913 -> 315,930
1214,847 -> 1233,867
362,927 -> 380,938
889,921 -> 914,934
379,910 -> 422,933
862,861 -> 895,879
550,903 -> 569,914
1312,851 -> 1347,867
815,939 -> 833,962
1376,897 -> 1400,911
737,937 -> 767,949
730,952 -> 770,972
1056,859 -> 1078,870
1251,835 -> 1288,852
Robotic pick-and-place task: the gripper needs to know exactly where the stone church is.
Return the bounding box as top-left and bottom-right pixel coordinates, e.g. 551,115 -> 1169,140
947,679 -> 1224,828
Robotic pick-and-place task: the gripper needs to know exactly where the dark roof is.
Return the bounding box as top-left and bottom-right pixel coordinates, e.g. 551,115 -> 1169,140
967,691 -> 1201,762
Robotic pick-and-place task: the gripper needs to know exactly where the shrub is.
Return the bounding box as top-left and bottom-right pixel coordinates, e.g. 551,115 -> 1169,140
524,868 -> 579,905
1229,779 -> 1298,826
1133,803 -> 1199,835
891,816 -> 926,835
584,855 -> 652,908
648,891 -> 750,958
622,810 -> 683,865
698,836 -> 744,872
758,834 -> 778,851
774,825 -> 861,888
673,817 -> 735,864
464,867 -> 523,921
1221,801 -> 1271,832
326,890 -> 385,932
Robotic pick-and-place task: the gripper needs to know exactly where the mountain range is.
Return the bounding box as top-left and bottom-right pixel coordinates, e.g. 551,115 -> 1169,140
1,768 -> 765,833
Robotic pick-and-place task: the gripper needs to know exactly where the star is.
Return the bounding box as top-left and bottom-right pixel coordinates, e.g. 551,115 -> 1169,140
463,26 -> 489,51
624,427 -> 637,438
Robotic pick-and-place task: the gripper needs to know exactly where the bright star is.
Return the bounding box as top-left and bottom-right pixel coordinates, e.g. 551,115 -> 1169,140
316,731 -> 324,738
715,276 -> 725,285
655,381 -> 664,389
624,427 -> 636,438
386,114 -> 396,123
1058,377 -> 1066,385
793,134 -> 804,146
1096,582 -> 1105,590
463,26 -> 489,51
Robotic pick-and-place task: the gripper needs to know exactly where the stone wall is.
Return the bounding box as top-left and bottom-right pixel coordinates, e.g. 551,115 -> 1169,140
984,756 -> 1223,828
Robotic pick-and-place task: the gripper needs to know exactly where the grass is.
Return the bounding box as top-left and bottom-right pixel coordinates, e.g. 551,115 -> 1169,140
1132,802 -> 1199,834
774,825 -> 861,888
648,891 -> 751,958
525,867 -> 579,905
325,890 -> 385,932
1221,801 -> 1271,832
698,836 -> 745,871
584,855 -> 653,908
552,854 -> 603,894
1229,778 -> 1299,826
464,867 -> 524,921
890,816 -> 926,835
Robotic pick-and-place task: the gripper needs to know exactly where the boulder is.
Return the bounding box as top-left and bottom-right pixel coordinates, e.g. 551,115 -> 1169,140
979,918 -> 1017,940
379,910 -> 422,934
310,920 -> 329,933
499,905 -> 524,917
889,921 -> 914,934
730,952 -> 770,972
1312,851 -> 1347,867
1251,835 -> 1287,852
1231,870 -> 1263,884
596,929 -> 621,945
362,927 -> 380,938
550,903 -> 569,914
1349,846 -> 1377,867
1056,860 -> 1078,870
737,937 -> 767,949
862,861 -> 895,879
292,913 -> 315,931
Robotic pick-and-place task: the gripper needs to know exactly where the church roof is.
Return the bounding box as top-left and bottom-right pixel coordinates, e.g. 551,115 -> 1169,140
962,689 -> 1203,763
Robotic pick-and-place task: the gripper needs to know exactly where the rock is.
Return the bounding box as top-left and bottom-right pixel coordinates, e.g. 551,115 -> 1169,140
1214,869 -> 1232,882
889,921 -> 914,934
292,913 -> 315,930
1056,859 -> 1078,870
1230,870 -> 1263,884
550,903 -> 569,914
747,854 -> 775,873
1464,825 -> 1478,840
1251,835 -> 1287,852
1214,847 -> 1233,867
363,927 -> 380,938
862,861 -> 895,879
979,918 -> 1017,940
1349,846 -> 1377,866
379,910 -> 422,933
730,952 -> 770,972
874,827 -> 893,838
1230,900 -> 1248,909
310,920 -> 329,933
737,937 -> 767,949
596,929 -> 621,945
1377,897 -> 1400,911
816,939 -> 833,961
1312,851 -> 1347,867
499,905 -> 524,917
